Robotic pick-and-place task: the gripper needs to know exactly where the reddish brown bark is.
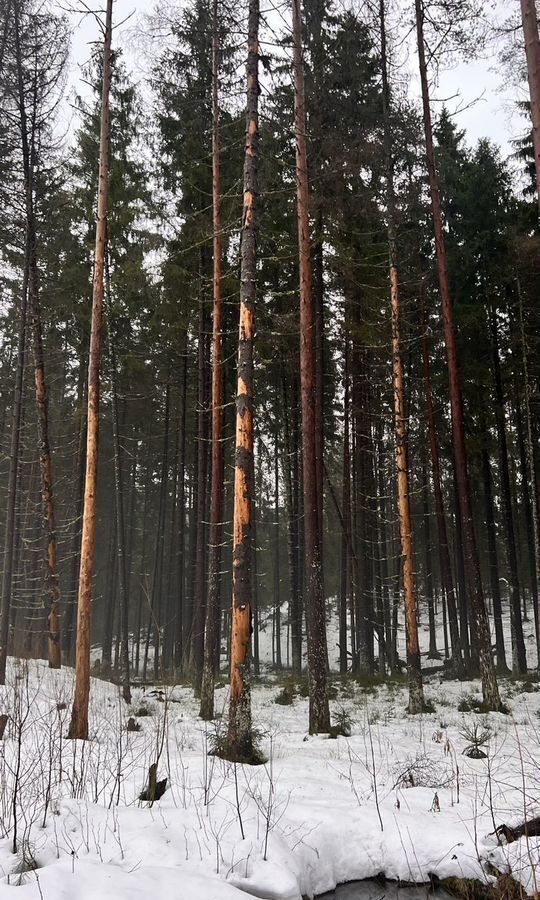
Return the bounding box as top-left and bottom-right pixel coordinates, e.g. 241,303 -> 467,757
293,0 -> 330,734
68,0 -> 113,740
225,0 -> 260,762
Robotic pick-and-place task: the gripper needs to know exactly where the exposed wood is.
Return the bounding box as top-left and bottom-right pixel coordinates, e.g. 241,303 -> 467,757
68,0 -> 113,740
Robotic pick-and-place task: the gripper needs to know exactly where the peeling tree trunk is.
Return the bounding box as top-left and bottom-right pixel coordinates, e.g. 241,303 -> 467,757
68,0 -> 113,740
293,0 -> 330,734
419,289 -> 462,669
200,0 -> 224,721
415,0 -> 500,710
224,0 -> 260,762
520,0 -> 540,211
381,0 -> 424,712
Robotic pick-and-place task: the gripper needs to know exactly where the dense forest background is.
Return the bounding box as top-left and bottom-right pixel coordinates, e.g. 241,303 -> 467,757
0,0 -> 539,728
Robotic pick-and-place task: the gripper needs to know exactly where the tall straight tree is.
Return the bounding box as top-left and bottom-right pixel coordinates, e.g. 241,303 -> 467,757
419,288 -> 462,669
414,0 -> 501,710
292,0 -> 330,734
520,0 -> 540,210
223,0 -> 260,762
380,0 -> 424,713
68,0 -> 113,740
200,0 -> 224,721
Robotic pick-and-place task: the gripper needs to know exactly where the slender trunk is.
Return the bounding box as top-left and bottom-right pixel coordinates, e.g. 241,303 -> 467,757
64,341 -> 87,663
514,390 -> 538,620
68,0 -> 113,739
281,363 -> 302,672
422,457 -> 438,659
191,267 -> 209,691
273,431 -> 282,669
517,275 -> 540,659
105,261 -> 131,702
480,431 -> 508,673
175,336 -> 188,669
415,0 -> 500,709
339,334 -> 350,675
381,0 -> 423,711
224,0 -> 260,761
419,290 -> 462,668
0,253 -> 29,683
488,302 -> 527,674
293,0 -> 329,733
200,0 -> 224,719
520,0 -> 540,211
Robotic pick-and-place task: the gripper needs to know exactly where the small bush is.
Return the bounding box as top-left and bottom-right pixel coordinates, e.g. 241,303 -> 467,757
275,683 -> 296,705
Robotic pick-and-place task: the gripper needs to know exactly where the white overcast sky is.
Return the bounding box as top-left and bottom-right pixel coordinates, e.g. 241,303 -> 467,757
63,0 -> 527,161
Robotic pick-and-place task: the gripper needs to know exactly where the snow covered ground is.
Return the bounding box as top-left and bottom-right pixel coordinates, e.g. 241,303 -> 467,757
1,651 -> 540,900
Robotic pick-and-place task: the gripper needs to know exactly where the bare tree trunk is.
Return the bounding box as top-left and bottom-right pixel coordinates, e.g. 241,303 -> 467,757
273,430 -> 282,669
293,0 -> 330,734
68,0 -> 113,740
200,0 -> 224,720
517,275 -> 540,660
224,0 -> 260,762
480,429 -> 509,674
419,290 -> 462,668
0,251 -> 28,684
415,0 -> 500,709
520,0 -> 540,211
381,0 -> 424,712
105,259 -> 131,703
488,302 -> 527,674
281,362 -> 302,673
339,333 -> 350,675
191,264 -> 209,691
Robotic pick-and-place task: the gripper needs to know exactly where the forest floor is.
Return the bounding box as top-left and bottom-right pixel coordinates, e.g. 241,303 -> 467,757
1,630 -> 540,900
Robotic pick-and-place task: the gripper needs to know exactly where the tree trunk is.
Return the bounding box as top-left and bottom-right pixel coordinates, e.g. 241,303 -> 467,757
480,430 -> 509,673
488,302 -> 527,674
520,0 -> 540,211
419,290 -> 462,668
415,0 -> 500,709
68,0 -> 113,740
293,0 -> 330,733
191,263 -> 210,691
516,275 -> 540,659
224,0 -> 260,762
0,251 -> 29,684
339,332 -> 350,675
200,0 -> 225,719
105,259 -> 131,703
381,0 -> 424,711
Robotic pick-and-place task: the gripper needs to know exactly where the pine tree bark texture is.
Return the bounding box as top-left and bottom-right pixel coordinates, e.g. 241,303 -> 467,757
293,0 -> 330,734
225,0 -> 259,761
68,0 -> 113,740
415,0 -> 501,711
200,0 -> 224,721
381,0 -> 424,711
